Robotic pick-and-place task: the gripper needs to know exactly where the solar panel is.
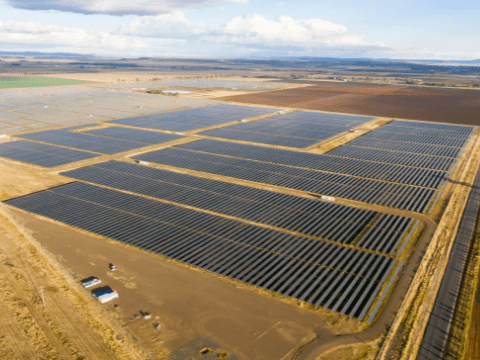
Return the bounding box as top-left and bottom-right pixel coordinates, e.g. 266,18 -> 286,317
327,146 -> 455,171
0,140 -> 100,167
59,160 -> 413,248
17,129 -> 167,154
5,181 -> 396,319
135,148 -> 436,213
199,128 -> 320,148
176,139 -> 446,188
84,126 -> 184,144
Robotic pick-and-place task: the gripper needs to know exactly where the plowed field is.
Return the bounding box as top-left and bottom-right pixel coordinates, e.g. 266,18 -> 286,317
221,83 -> 480,125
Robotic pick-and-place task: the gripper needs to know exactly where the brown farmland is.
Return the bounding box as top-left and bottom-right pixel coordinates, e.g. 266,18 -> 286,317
221,82 -> 480,125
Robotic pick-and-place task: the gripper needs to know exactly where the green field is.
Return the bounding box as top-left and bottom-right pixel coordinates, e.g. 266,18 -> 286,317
0,76 -> 87,88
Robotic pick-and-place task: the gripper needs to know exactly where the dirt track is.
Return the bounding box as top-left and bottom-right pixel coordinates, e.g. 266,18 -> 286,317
220,83 -> 480,125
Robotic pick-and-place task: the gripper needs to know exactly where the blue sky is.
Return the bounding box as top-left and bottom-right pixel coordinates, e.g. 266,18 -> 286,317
0,0 -> 478,59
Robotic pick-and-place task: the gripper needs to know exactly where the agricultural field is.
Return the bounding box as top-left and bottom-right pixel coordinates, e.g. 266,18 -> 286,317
0,76 -> 87,88
220,82 -> 480,125
0,74 -> 478,360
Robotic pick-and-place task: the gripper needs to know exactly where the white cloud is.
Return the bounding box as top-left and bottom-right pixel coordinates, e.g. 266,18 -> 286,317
117,11 -> 208,38
0,20 -> 146,51
6,0 -> 247,16
219,14 -> 381,48
118,12 -> 386,51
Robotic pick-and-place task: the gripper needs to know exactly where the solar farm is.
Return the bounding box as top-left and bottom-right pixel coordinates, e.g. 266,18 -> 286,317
0,82 -> 478,360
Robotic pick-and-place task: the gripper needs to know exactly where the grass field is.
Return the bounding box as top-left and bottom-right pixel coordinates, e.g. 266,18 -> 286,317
0,76 -> 87,88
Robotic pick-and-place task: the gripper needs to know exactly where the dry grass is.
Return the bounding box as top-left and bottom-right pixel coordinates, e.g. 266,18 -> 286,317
0,207 -> 158,360
445,222 -> 480,360
316,336 -> 383,360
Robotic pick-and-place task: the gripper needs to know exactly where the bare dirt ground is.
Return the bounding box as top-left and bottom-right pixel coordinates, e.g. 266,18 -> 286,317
220,82 -> 480,125
0,205 -> 153,360
10,208 -> 332,360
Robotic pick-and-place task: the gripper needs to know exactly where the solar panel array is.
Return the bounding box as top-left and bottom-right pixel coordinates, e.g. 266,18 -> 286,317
136,147 -> 435,213
271,111 -> 375,127
199,128 -> 320,148
355,214 -> 414,255
60,161 -> 416,249
108,104 -> 282,132
347,137 -> 462,158
175,139 -> 445,188
328,146 -> 455,171
362,120 -> 474,148
329,120 -> 474,172
18,129 -> 183,154
5,181 -> 397,319
199,111 -> 375,148
0,140 -> 100,167
83,126 -> 185,144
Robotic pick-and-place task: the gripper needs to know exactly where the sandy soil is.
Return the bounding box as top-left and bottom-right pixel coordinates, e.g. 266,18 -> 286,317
0,160 -> 69,200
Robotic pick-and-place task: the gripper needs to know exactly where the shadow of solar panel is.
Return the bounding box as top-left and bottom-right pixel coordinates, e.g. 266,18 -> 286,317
0,140 -> 100,167
18,129 -> 147,154
5,182 -> 395,319
135,148 -> 436,213
60,161 -> 402,247
176,139 -> 446,188
84,127 -> 184,144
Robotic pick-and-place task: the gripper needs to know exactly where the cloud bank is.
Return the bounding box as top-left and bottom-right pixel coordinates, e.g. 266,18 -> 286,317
6,0 -> 247,16
118,12 -> 386,51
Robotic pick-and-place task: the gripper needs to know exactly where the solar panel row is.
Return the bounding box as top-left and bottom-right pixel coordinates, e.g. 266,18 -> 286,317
5,182 -> 396,319
355,214 -> 414,255
60,161 -> 410,249
176,140 -> 446,188
273,111 -> 375,126
83,126 -> 184,144
383,120 -> 473,132
0,140 -> 100,167
108,117 -> 204,132
251,118 -> 358,132
347,137 -> 461,158
378,124 -> 473,139
108,104 -> 283,132
224,122 -> 344,140
18,129 -> 147,154
135,148 -> 436,213
200,128 -> 321,148
327,146 -> 455,171
363,131 -> 467,148
62,123 -> 99,131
